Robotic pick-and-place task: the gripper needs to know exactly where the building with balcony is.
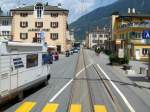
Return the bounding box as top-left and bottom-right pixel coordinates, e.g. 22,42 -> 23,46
86,27 -> 111,49
10,3 -> 69,53
112,9 -> 150,61
0,16 -> 12,41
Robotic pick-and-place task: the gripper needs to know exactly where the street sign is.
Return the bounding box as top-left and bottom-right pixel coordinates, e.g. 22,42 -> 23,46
118,49 -> 124,58
142,30 -> 150,39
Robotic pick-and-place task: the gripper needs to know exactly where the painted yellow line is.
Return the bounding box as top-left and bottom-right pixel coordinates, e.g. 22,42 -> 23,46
70,104 -> 81,112
15,102 -> 36,112
42,103 -> 59,112
94,105 -> 107,112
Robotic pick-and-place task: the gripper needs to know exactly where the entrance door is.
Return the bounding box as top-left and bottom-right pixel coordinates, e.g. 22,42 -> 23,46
135,49 -> 140,60
57,45 -> 61,53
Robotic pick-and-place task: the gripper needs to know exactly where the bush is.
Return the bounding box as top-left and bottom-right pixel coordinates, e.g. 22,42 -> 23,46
95,47 -> 101,54
109,53 -> 129,65
109,53 -> 118,64
104,50 -> 112,55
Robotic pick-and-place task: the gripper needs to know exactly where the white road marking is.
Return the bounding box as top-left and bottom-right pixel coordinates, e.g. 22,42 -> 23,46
97,64 -> 136,112
49,64 -> 92,102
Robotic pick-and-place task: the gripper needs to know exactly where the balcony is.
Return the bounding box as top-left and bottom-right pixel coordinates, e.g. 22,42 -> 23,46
33,37 -> 41,43
119,22 -> 150,29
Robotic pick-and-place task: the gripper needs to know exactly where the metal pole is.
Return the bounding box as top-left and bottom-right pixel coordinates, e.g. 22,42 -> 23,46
148,50 -> 150,80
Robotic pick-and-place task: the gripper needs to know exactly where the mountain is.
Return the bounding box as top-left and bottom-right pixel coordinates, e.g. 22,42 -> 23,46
69,0 -> 150,40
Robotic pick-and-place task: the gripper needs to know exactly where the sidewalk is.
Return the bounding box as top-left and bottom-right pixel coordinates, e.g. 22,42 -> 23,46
100,53 -> 150,89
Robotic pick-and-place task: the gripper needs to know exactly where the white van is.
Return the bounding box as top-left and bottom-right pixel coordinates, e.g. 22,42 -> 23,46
0,41 -> 51,104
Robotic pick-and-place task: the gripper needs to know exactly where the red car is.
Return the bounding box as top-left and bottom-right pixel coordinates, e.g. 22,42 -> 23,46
52,52 -> 59,61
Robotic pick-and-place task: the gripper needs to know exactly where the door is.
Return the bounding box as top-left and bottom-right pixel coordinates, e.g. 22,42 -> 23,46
135,49 -> 140,60
0,56 -> 11,97
57,45 -> 61,53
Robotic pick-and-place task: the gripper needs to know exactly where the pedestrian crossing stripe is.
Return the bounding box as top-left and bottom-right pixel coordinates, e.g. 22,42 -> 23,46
15,102 -> 36,112
94,105 -> 107,112
42,103 -> 59,112
15,102 -> 107,112
70,104 -> 81,112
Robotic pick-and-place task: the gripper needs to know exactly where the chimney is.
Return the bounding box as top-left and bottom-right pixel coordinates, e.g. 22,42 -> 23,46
128,8 -> 131,14
132,8 -> 135,14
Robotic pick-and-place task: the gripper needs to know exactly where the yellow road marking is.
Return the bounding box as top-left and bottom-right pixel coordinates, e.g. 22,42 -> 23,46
15,102 -> 36,112
70,104 -> 81,112
42,103 -> 59,112
94,105 -> 107,112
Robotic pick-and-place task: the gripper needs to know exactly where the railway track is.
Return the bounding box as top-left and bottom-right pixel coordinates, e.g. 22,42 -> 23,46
67,48 -> 124,112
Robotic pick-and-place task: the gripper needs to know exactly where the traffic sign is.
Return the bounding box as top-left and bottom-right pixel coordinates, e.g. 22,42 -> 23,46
142,30 -> 150,39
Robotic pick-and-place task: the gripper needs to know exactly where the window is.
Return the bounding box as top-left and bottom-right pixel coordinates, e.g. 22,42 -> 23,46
35,22 -> 43,28
2,31 -> 10,36
35,33 -> 41,43
99,34 -> 103,38
35,3 -> 43,18
20,13 -> 28,17
2,20 -> 9,26
26,54 -> 38,68
20,21 -> 28,28
50,22 -> 58,28
20,33 -> 28,40
51,13 -> 58,17
50,33 -> 59,40
93,33 -> 96,37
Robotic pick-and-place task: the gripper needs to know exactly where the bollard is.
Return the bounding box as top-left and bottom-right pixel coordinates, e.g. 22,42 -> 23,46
140,67 -> 145,74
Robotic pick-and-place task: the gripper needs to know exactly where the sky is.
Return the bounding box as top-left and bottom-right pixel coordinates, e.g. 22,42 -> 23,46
0,0 -> 117,23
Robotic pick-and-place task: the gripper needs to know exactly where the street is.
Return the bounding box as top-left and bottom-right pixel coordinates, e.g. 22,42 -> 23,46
2,49 -> 150,112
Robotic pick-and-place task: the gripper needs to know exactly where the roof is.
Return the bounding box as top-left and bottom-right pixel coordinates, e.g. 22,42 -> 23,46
0,16 -> 12,19
10,4 -> 69,12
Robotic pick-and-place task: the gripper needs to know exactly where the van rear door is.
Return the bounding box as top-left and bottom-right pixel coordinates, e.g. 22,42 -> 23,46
0,55 -> 11,97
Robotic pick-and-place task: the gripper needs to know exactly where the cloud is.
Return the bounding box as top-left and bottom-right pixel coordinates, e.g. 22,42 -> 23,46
0,0 -> 117,23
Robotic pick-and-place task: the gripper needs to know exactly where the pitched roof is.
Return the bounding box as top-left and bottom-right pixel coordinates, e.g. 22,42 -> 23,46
10,4 -> 69,12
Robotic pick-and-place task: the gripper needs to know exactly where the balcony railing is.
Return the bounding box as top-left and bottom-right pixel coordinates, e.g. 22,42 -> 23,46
119,22 -> 150,29
33,37 -> 41,43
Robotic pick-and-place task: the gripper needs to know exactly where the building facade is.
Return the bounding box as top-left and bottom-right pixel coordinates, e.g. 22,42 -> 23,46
0,16 -> 12,41
10,3 -> 69,53
86,27 -> 111,49
112,9 -> 150,61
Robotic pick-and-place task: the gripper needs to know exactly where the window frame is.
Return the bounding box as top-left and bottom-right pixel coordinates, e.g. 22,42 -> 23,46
26,54 -> 38,68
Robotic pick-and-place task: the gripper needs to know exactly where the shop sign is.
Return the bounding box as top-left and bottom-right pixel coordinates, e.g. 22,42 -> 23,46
116,39 -> 121,44
28,28 -> 50,32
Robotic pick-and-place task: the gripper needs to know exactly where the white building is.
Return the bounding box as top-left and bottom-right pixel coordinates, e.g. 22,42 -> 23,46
0,16 -> 12,41
86,27 -> 111,49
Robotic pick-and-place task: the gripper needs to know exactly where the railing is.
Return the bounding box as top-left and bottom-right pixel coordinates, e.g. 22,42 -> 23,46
33,37 -> 41,43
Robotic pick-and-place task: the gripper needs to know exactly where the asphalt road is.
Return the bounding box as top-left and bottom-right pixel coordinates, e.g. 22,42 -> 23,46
2,49 -> 150,112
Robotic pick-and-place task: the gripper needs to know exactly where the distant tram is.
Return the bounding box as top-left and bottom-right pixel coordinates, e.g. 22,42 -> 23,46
0,41 -> 51,104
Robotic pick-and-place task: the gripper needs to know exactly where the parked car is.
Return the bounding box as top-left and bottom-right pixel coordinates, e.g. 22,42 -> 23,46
70,49 -> 74,55
73,48 -> 79,53
66,50 -> 70,57
52,52 -> 59,61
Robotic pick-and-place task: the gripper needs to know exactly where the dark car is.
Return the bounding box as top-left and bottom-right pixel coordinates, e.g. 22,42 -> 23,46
73,48 -> 78,53
70,49 -> 74,55
52,52 -> 59,61
66,50 -> 70,57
